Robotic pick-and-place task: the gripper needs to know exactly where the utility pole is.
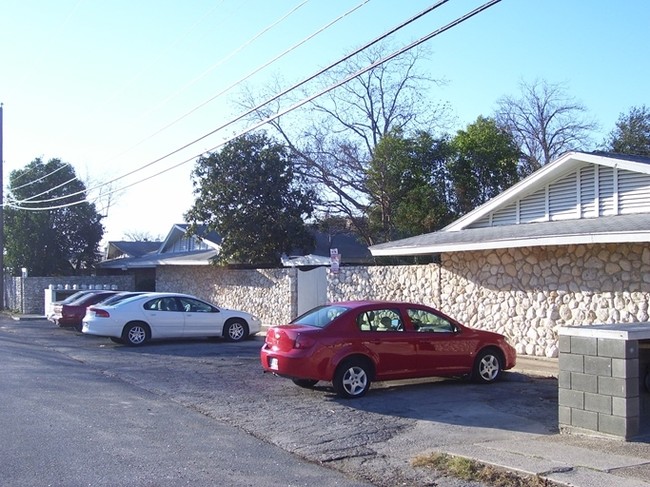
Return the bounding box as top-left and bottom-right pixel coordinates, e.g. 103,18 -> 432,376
0,103 -> 4,310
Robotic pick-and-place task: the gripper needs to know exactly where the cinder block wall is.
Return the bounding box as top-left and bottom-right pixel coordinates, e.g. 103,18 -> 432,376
558,334 -> 643,439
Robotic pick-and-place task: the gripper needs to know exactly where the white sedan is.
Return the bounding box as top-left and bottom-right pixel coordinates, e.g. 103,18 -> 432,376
82,292 -> 262,346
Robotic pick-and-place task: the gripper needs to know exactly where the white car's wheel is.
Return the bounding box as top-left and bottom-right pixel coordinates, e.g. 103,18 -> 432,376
224,319 -> 248,342
123,322 -> 149,346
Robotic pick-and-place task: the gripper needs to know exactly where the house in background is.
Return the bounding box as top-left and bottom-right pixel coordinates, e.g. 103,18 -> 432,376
97,224 -> 221,290
369,151 -> 650,357
282,230 -> 373,267
99,222 -> 372,289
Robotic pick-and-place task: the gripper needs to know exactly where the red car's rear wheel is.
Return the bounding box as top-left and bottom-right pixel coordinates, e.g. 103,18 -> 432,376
333,359 -> 371,398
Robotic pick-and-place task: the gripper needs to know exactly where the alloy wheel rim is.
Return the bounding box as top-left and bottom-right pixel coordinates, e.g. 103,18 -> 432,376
129,327 -> 145,344
480,355 -> 499,380
230,323 -> 244,340
343,366 -> 367,396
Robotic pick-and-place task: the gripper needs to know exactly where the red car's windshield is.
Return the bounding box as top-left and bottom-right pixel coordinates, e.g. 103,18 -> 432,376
292,305 -> 350,328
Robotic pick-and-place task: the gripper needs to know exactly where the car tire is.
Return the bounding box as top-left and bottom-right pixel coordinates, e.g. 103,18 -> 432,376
223,319 -> 248,342
333,359 -> 371,399
122,322 -> 149,346
471,349 -> 503,383
292,379 -> 319,389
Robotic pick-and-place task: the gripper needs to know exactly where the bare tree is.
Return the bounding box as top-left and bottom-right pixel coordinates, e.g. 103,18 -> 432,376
239,44 -> 449,245
495,79 -> 597,176
122,230 -> 162,242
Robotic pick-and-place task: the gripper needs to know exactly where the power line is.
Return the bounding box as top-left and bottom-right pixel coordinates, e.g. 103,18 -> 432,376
10,162 -> 73,192
105,0 -> 371,163
10,0 -> 336,205
6,0 -> 502,212
9,0 -> 448,207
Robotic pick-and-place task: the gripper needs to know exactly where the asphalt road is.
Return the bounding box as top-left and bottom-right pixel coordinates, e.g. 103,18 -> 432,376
0,317 -> 561,487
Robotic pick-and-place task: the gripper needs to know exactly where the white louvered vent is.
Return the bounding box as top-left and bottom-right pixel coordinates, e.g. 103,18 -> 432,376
469,215 -> 492,228
464,161 -> 650,230
520,188 -> 546,223
579,165 -> 597,218
491,203 -> 517,225
618,169 -> 650,214
549,172 -> 577,220
598,166 -> 616,216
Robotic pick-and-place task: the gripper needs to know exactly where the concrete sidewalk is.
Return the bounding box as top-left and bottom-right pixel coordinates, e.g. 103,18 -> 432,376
435,355 -> 650,487
512,355 -> 559,378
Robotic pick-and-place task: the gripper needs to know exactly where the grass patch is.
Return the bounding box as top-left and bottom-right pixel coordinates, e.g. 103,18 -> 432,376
412,452 -> 558,487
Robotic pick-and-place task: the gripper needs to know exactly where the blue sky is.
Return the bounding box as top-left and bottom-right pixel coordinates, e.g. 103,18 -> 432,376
1,0 -> 648,243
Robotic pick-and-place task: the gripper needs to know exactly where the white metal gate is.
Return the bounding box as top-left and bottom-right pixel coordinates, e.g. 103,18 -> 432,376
296,267 -> 327,316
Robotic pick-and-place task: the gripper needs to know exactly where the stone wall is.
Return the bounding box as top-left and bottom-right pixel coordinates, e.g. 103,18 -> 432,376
68,242 -> 650,358
329,243 -> 650,358
156,266 -> 296,326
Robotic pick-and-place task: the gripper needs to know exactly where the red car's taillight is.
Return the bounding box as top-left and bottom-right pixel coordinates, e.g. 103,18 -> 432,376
294,333 -> 315,349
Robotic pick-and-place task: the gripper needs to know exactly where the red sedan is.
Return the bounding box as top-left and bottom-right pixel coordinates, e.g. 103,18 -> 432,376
260,301 -> 517,398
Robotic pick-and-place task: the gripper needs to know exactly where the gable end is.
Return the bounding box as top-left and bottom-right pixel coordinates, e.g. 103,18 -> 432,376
470,163 -> 650,228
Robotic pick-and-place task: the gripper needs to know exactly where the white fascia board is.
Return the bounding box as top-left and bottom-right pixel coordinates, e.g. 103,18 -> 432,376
158,260 -> 213,266
370,231 -> 650,256
444,152 -> 582,231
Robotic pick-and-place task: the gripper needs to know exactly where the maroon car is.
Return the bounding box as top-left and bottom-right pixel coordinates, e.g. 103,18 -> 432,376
260,300 -> 517,398
53,291 -> 120,330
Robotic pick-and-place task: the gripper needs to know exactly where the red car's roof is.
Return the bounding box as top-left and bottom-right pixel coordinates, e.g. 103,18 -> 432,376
325,300 -> 428,308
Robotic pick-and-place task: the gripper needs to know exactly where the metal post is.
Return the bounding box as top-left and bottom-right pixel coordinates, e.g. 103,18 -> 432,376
0,103 -> 4,310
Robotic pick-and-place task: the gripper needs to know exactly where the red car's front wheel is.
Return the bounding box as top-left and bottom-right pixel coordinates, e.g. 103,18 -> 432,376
472,349 -> 503,383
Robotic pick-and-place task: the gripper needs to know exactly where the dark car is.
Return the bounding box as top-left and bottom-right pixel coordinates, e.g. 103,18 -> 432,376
47,290 -> 101,322
53,291 -> 120,330
260,300 -> 517,398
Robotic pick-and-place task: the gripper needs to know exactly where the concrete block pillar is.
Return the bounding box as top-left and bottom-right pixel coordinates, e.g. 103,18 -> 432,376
558,324 -> 650,440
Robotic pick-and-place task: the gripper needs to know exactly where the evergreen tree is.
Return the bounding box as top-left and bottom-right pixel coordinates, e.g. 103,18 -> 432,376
5,158 -> 104,276
185,133 -> 314,266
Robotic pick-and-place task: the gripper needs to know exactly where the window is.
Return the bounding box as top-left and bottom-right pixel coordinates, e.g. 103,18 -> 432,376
357,308 -> 404,332
293,305 -> 349,328
178,297 -> 214,313
144,297 -> 181,312
407,308 -> 455,333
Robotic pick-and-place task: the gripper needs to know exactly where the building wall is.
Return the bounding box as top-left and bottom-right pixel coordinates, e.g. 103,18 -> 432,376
156,266 -> 296,326
447,243 -> 650,357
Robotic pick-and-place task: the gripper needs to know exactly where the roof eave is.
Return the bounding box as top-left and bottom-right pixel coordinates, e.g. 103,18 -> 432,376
370,231 -> 650,256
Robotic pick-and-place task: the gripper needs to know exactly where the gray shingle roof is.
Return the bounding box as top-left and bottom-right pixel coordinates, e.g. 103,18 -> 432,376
370,213 -> 650,256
